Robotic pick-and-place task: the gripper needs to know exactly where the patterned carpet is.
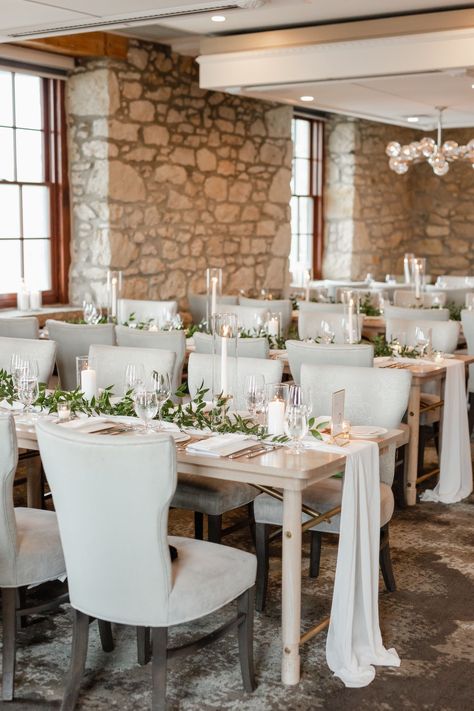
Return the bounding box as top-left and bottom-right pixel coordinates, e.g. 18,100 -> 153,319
3,482 -> 474,710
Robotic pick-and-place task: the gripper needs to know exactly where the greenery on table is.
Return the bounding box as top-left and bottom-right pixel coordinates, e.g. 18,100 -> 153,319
359,294 -> 381,317
447,302 -> 462,321
370,335 -> 420,359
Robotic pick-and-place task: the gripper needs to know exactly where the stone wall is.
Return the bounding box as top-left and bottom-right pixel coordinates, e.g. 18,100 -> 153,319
67,40 -> 293,307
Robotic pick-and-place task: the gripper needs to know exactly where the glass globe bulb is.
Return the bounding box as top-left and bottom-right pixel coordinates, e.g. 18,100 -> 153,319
433,160 -> 449,176
400,144 -> 414,159
466,139 -> 474,152
409,142 -> 422,159
442,140 -> 458,158
389,157 -> 409,174
420,137 -> 436,157
385,141 -> 401,158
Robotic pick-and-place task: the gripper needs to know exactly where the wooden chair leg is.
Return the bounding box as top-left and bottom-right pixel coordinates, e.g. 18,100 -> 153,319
2,587 -> 17,701
137,627 -> 151,666
379,525 -> 397,592
98,619 -> 114,652
194,511 -> 204,540
432,422 -> 440,456
247,502 -> 256,547
61,609 -> 90,711
237,586 -> 256,692
309,531 -> 322,578
255,523 -> 270,612
151,627 -> 168,711
207,514 -> 222,544
417,425 -> 427,475
468,392 -> 474,437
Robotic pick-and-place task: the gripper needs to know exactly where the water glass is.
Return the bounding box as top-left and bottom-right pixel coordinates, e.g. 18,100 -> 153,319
123,363 -> 145,395
83,301 -> 101,324
243,374 -> 266,419
17,376 -> 39,422
151,372 -> 171,429
284,405 -> 308,453
319,320 -> 335,344
10,355 -> 38,390
415,326 -> 431,357
288,384 -> 313,418
133,390 -> 159,433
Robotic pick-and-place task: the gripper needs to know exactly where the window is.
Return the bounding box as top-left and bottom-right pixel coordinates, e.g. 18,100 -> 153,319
0,69 -> 69,306
290,116 -> 324,280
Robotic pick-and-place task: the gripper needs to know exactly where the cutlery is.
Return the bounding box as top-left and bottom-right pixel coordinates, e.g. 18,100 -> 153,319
227,444 -> 262,459
246,444 -> 279,458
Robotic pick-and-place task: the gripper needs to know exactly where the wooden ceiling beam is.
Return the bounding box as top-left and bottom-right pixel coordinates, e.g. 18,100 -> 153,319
18,32 -> 128,60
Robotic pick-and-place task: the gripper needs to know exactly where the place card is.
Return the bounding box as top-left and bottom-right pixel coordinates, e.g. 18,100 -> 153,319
331,389 -> 345,437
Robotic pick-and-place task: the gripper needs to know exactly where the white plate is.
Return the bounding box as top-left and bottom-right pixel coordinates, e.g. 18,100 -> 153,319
350,425 -> 388,439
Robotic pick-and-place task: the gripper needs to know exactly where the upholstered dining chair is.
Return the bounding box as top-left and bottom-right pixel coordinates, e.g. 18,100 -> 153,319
297,310 -> 364,343
118,298 -> 178,327
239,296 -> 293,336
383,305 -> 449,322
0,415 -> 68,701
253,363 -> 412,611
298,301 -> 344,313
385,318 -> 460,353
0,317 -> 39,339
217,304 -> 269,332
393,290 -> 446,308
286,340 -> 374,383
173,352 -> 284,544
88,344 -> 176,396
46,320 -> 115,390
36,422 -> 257,710
193,331 -> 269,359
188,293 -> 238,325
115,325 -> 186,393
425,285 -> 474,306
0,336 -> 56,385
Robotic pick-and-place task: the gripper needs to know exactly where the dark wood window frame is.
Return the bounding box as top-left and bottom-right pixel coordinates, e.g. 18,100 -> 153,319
0,74 -> 70,308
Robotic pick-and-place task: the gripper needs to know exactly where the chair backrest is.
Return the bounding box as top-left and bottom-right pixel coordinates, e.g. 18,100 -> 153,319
393,290 -> 446,308
239,297 -> 292,335
298,310 -> 364,343
0,317 -> 39,339
192,332 -> 269,359
88,344 -> 176,396
383,305 -> 449,322
426,285 -> 473,307
188,352 -> 283,403
386,318 -> 460,353
0,415 -> 19,587
217,304 -> 269,332
115,326 -> 186,393
436,275 -> 473,288
46,320 -> 116,391
286,340 -> 374,384
187,294 -> 238,325
118,299 -> 178,327
319,280 -> 369,299
0,336 -> 56,385
36,420 -> 176,626
298,301 -> 344,313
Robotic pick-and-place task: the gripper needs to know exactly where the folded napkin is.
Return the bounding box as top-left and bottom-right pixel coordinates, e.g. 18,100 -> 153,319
56,417 -> 116,433
186,433 -> 252,457
304,435 -> 401,686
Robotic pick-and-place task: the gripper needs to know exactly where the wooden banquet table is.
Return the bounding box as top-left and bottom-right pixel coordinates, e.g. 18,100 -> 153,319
15,421 -> 403,686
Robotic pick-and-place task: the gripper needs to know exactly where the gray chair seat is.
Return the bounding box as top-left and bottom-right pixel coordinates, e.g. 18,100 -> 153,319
12,508 -> 66,588
167,535 -> 256,625
254,478 -> 394,534
172,475 -> 257,516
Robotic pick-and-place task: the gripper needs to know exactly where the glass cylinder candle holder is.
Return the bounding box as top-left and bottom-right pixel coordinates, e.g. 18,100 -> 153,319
76,356 -> 97,401
265,312 -> 281,340
265,383 -> 289,437
211,313 -> 238,420
106,270 -> 122,323
341,290 -> 360,344
206,267 -> 223,332
413,257 -> 426,300
403,253 -> 415,284
466,293 -> 474,311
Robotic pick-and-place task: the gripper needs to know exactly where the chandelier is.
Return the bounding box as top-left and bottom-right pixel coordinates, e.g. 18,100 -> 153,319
386,107 -> 474,176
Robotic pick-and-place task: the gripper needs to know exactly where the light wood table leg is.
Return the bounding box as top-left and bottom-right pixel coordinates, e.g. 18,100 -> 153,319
281,487 -> 302,685
406,382 -> 421,506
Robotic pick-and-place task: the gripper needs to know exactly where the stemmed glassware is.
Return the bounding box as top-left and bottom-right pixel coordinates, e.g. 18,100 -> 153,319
415,327 -> 431,358
10,355 -> 38,390
151,372 -> 171,430
319,320 -> 335,344
123,363 -> 145,395
17,375 -> 39,423
243,374 -> 266,419
284,405 -> 309,453
288,384 -> 313,418
133,390 -> 159,434
83,300 -> 102,324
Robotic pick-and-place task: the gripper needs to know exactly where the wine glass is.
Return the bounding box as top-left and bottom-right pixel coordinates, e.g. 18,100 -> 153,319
415,327 -> 431,358
83,300 -> 99,324
288,384 -> 313,418
243,374 -> 266,418
150,372 -> 171,430
133,390 -> 159,433
284,405 -> 308,453
17,375 -> 39,423
319,320 -> 335,344
123,363 -> 145,395
10,356 -> 38,391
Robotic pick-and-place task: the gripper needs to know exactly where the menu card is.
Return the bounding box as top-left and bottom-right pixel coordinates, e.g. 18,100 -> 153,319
331,389 -> 345,436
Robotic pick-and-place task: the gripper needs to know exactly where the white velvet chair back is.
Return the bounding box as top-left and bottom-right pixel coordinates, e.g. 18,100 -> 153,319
239,297 -> 292,335
115,325 -> 186,392
298,310 -> 364,343
386,318 -> 460,353
393,290 -> 446,308
435,275 -> 473,288
298,301 -> 344,313
286,340 -> 374,384
193,332 -> 269,359
36,420 -> 176,626
118,299 -> 178,327
187,294 -> 238,325
0,317 -> 39,339
461,309 -> 474,392
46,320 -> 115,390
0,416 -> 19,586
0,336 -> 56,385
88,344 -> 176,396
188,352 -> 283,403
383,305 -> 449,322
216,304 -> 269,332
425,286 -> 472,307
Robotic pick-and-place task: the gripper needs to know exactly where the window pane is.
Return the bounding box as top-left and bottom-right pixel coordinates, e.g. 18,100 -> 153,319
0,240 -> 21,292
294,158 -> 309,195
16,129 -> 44,182
0,127 -> 14,181
0,71 -> 13,127
299,197 -> 313,235
24,239 -> 51,290
290,196 -> 298,234
0,185 -> 20,237
15,74 -> 42,130
23,185 -> 50,238
294,119 -> 310,159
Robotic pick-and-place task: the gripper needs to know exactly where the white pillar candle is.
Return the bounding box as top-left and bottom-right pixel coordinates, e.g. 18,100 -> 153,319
220,327 -> 228,396
81,368 -> 97,400
17,289 -> 30,311
211,276 -> 218,317
304,271 -> 310,301
267,317 -> 279,338
30,291 -> 42,310
267,398 -> 285,436
348,298 -> 354,342
111,278 -> 118,318
414,264 -> 421,299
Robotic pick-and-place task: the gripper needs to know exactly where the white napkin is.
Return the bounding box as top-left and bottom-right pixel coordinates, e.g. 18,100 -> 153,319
186,433 -> 251,457
304,436 -> 401,686
55,417 -> 115,433
421,359 -> 473,504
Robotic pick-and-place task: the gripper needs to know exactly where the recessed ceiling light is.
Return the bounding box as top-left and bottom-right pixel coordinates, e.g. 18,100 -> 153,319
300,95 -> 314,102
211,15 -> 226,22
407,116 -> 419,123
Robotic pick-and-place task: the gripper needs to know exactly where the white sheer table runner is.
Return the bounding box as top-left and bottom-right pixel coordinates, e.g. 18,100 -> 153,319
304,437 -> 400,687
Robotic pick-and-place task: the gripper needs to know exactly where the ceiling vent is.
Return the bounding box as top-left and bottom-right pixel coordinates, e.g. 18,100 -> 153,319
7,3 -> 240,38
